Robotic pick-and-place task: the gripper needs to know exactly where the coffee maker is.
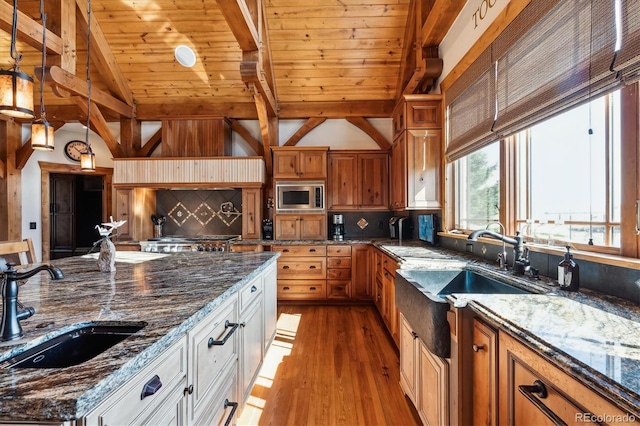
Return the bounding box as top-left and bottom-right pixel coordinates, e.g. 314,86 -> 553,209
332,214 -> 345,241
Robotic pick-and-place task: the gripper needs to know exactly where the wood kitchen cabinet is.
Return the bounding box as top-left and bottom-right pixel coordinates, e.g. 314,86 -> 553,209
327,151 -> 388,210
472,318 -> 498,426
389,137 -> 407,210
400,314 -> 450,426
351,244 -> 372,299
274,214 -> 326,240
374,247 -> 400,347
390,95 -> 442,211
498,331 -> 633,425
242,188 -> 262,240
326,245 -> 352,299
114,187 -> 155,241
274,244 -> 327,300
272,147 -> 328,179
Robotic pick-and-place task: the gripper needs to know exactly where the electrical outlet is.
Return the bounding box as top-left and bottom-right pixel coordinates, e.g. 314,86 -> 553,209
466,243 -> 473,253
29,222 -> 37,230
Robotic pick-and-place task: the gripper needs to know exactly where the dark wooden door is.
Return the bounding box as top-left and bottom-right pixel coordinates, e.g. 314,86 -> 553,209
50,174 -> 103,259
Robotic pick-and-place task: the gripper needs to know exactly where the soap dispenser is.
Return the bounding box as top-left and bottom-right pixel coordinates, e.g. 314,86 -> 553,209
558,246 -> 580,291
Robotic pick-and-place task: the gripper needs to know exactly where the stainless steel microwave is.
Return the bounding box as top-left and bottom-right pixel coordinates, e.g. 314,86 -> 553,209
276,181 -> 325,212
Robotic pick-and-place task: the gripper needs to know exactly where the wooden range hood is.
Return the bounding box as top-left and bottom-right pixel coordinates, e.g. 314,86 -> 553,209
112,157 -> 266,188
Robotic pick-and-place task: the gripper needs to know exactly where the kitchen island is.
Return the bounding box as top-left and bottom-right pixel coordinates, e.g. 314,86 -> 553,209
0,250 -> 278,423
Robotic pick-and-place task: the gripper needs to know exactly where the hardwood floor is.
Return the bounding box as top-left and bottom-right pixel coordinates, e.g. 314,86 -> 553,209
238,304 -> 421,426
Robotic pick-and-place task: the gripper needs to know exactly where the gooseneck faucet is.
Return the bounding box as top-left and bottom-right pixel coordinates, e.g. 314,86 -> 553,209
1,263 -> 64,341
468,230 -> 526,271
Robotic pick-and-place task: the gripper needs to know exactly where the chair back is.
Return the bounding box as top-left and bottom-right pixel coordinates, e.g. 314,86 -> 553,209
0,239 -> 37,268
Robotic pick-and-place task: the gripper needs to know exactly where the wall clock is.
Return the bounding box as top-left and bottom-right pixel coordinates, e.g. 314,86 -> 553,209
64,140 -> 88,162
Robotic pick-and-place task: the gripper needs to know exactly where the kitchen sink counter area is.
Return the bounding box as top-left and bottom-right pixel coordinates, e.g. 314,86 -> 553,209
376,240 -> 640,418
0,251 -> 279,422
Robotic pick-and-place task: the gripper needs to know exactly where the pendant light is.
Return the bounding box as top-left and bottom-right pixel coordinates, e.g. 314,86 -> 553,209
80,0 -> 95,172
0,0 -> 34,119
30,0 -> 54,151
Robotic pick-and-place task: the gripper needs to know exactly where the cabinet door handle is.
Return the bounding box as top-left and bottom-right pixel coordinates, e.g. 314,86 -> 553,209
518,380 -> 567,426
283,265 -> 290,269
310,286 -> 317,290
309,248 -> 316,252
411,331 -> 419,340
283,286 -> 290,290
251,285 -> 258,292
208,320 -> 239,347
283,249 -> 290,253
140,375 -> 162,400
183,384 -> 194,395
472,344 -> 485,352
223,399 -> 239,426
309,265 -> 316,269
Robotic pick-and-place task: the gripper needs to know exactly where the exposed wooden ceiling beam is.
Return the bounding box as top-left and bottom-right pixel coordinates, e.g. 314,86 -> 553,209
76,0 -> 135,106
283,118 -> 326,147
72,95 -> 124,158
346,117 -> 391,150
215,0 -> 260,51
240,59 -> 278,117
278,101 -> 395,119
421,0 -> 466,47
228,118 -> 264,156
0,1 -> 64,55
136,128 -> 162,157
40,66 -> 134,118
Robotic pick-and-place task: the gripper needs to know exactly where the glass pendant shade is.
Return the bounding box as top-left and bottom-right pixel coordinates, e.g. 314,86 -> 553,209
31,118 -> 54,151
0,66 -> 34,119
80,148 -> 96,172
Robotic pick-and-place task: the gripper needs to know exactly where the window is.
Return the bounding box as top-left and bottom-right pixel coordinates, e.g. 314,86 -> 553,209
454,143 -> 500,231
515,91 -> 621,248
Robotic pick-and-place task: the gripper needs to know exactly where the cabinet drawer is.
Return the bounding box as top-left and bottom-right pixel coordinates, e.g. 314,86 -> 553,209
327,268 -> 351,280
327,245 -> 352,256
327,280 -> 351,299
274,245 -> 326,256
278,257 -> 326,279
194,367 -> 239,426
239,274 -> 263,312
278,280 -> 326,299
327,257 -> 351,269
85,336 -> 188,425
188,297 -> 239,423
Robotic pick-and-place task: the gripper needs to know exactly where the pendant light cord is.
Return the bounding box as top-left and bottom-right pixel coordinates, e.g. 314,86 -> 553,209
39,0 -> 47,118
10,0 -> 21,63
85,0 -> 92,151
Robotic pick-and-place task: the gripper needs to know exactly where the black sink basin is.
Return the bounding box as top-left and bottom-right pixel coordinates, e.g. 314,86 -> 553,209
395,269 -> 533,359
2,322 -> 146,369
437,271 -> 531,296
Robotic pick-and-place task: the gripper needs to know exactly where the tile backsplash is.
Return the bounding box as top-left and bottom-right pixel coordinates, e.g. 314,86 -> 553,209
156,190 -> 242,236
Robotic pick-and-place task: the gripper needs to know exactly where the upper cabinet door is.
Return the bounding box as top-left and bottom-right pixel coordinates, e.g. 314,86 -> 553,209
358,153 -> 388,209
272,148 -> 328,179
327,154 -> 358,210
408,129 -> 442,209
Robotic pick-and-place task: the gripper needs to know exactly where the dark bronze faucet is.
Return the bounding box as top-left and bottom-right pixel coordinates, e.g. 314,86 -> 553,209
468,230 -> 527,273
1,263 -> 64,341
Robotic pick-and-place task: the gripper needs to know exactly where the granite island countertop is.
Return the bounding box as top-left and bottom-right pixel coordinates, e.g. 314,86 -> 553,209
377,241 -> 640,417
0,250 -> 279,422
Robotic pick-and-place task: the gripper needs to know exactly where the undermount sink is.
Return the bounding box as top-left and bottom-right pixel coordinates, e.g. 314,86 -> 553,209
395,269 -> 533,358
1,322 -> 147,369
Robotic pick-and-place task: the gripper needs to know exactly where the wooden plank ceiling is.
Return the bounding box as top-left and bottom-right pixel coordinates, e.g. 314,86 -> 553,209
0,0 -> 463,156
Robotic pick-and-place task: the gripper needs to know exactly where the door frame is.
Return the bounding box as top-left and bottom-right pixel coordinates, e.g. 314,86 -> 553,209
39,162 -> 113,262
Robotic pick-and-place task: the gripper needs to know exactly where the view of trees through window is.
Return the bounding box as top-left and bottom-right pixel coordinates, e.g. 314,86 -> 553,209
455,144 -> 500,230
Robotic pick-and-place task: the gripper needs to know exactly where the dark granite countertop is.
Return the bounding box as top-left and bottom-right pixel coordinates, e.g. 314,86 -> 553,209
0,251 -> 279,422
378,241 -> 640,417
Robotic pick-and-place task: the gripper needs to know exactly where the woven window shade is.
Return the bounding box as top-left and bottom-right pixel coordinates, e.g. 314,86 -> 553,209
492,0 -> 617,137
612,0 -> 640,82
445,0 -> 619,161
